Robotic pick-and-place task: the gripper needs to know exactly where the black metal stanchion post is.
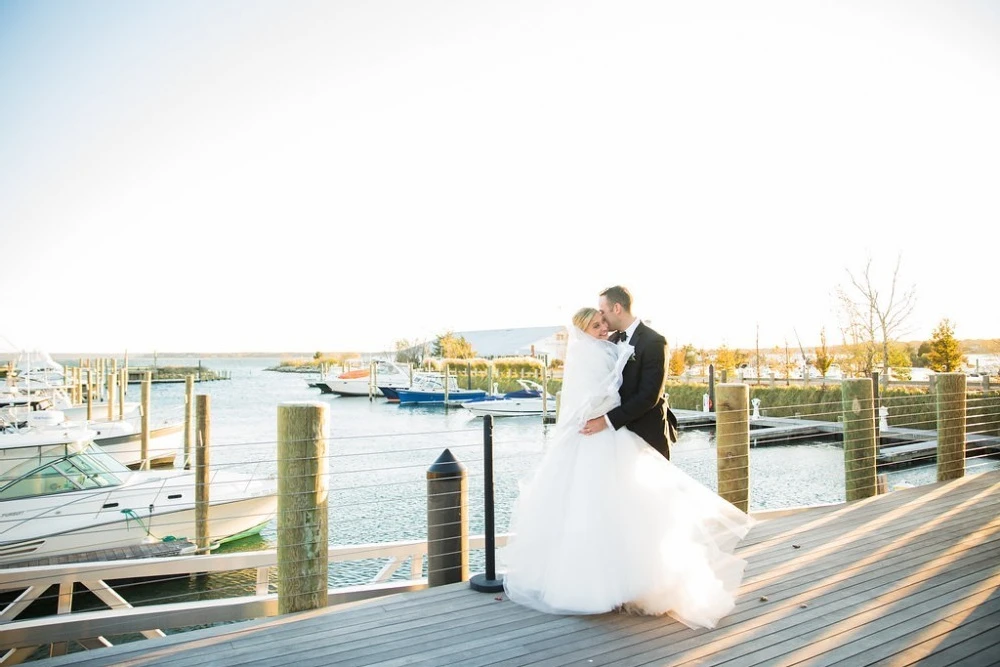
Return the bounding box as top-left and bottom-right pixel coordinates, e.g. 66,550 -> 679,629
470,414 -> 504,592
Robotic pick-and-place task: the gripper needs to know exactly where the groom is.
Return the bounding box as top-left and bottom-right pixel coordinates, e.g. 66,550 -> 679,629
581,285 -> 675,460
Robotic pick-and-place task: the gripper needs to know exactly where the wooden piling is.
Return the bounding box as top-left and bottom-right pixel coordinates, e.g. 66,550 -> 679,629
184,376 -> 194,470
277,402 -> 330,614
86,371 -> 93,421
541,364 -> 548,423
443,364 -> 450,404
708,364 -> 715,411
118,368 -> 126,420
427,449 -> 468,586
716,384 -> 750,512
195,394 -> 211,553
877,473 -> 889,495
936,372 -> 967,482
106,371 -> 116,422
140,372 -> 151,470
841,378 -> 878,501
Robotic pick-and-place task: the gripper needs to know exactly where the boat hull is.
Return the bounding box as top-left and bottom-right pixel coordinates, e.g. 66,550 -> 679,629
395,389 -> 488,405
315,376 -> 412,396
462,397 -> 555,417
92,421 -> 183,468
0,472 -> 277,565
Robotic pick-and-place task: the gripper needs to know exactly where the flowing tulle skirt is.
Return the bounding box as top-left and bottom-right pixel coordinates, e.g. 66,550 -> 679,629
501,426 -> 755,629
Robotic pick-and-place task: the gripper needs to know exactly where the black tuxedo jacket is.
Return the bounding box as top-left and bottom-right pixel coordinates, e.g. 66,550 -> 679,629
606,320 -> 673,459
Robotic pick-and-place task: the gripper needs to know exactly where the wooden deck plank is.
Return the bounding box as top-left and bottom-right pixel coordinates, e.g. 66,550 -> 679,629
227,599 -> 535,666
744,476 -> 1000,553
742,500 -> 1000,590
424,518 -> 1000,666
742,522 -> 1000,603
829,602 -> 1000,666
25,470 -> 1000,667
532,557 -> 1000,667
741,485 -> 1000,572
728,573 -> 1000,667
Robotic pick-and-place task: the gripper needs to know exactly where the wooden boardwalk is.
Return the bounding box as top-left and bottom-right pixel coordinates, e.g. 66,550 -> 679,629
31,470 -> 1000,667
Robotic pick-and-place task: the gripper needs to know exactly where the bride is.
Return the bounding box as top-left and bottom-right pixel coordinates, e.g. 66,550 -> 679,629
501,307 -> 755,629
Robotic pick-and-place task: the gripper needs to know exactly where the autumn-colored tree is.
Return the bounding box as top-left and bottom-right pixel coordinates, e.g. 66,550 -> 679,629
814,328 -> 834,377
712,345 -> 739,375
683,346 -> 698,373
668,348 -> 686,377
926,319 -> 965,372
433,332 -> 475,359
886,341 -> 913,379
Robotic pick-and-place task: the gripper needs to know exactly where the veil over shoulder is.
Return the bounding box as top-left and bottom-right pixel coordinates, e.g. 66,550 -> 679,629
501,319 -> 755,628
555,325 -> 632,431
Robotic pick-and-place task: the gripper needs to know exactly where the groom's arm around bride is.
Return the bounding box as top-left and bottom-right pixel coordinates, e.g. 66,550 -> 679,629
607,320 -> 672,460
581,285 -> 672,460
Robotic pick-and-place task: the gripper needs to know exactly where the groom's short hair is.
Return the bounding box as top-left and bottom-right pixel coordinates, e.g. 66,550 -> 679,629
600,285 -> 632,313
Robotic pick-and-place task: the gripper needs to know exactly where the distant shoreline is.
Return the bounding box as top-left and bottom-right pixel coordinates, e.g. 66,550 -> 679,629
2,352 -> 325,360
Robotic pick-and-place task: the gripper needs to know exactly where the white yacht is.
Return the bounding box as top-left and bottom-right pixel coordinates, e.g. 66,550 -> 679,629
1,406 -> 181,469
0,430 -> 277,565
314,360 -> 413,397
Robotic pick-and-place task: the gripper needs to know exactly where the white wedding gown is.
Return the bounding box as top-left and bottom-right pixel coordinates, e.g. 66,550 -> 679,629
501,327 -> 755,629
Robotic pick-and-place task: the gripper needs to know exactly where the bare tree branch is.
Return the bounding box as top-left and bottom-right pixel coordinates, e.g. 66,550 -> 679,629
837,254 -> 917,382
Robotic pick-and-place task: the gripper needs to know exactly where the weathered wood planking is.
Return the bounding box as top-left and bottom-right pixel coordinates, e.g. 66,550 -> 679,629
30,470 -> 1000,667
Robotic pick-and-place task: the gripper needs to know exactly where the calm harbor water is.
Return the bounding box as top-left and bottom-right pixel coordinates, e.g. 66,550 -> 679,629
20,354 -> 999,646
121,356 -> 999,555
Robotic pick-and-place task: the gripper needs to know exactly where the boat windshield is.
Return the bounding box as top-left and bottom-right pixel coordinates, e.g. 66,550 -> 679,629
0,443 -> 125,500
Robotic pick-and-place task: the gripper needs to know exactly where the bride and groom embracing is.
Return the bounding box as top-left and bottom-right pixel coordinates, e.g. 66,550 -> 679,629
501,285 -> 755,630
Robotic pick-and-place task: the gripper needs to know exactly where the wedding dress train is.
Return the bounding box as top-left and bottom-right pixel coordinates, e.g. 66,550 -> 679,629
501,328 -> 755,629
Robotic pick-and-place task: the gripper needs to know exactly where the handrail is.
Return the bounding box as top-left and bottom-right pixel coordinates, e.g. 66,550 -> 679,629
0,534 -> 510,652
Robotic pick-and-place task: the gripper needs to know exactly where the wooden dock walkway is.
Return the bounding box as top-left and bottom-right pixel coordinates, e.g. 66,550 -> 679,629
28,470 -> 1000,667
672,409 -> 1000,468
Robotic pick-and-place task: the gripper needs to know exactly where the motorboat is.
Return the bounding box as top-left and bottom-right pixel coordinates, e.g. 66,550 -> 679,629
314,360 -> 413,397
393,373 -> 487,405
378,369 -> 444,403
0,385 -> 142,422
462,396 -> 556,418
460,380 -> 556,417
456,379 -> 548,403
5,349 -> 67,390
1,408 -> 182,469
0,430 -> 277,565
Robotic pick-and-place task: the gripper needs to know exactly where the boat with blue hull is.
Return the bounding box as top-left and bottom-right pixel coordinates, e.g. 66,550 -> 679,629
392,373 -> 487,405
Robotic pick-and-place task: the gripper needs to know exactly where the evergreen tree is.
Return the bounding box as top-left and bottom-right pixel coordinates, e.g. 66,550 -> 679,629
926,319 -> 965,372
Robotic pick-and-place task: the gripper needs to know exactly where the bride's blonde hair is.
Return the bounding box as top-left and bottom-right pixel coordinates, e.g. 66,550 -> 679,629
572,307 -> 599,332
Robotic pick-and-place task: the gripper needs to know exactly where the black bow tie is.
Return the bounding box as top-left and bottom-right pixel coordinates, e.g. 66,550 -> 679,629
610,331 -> 627,343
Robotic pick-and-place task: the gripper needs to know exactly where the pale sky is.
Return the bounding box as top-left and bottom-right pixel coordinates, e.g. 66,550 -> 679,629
2,0 -> 998,354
